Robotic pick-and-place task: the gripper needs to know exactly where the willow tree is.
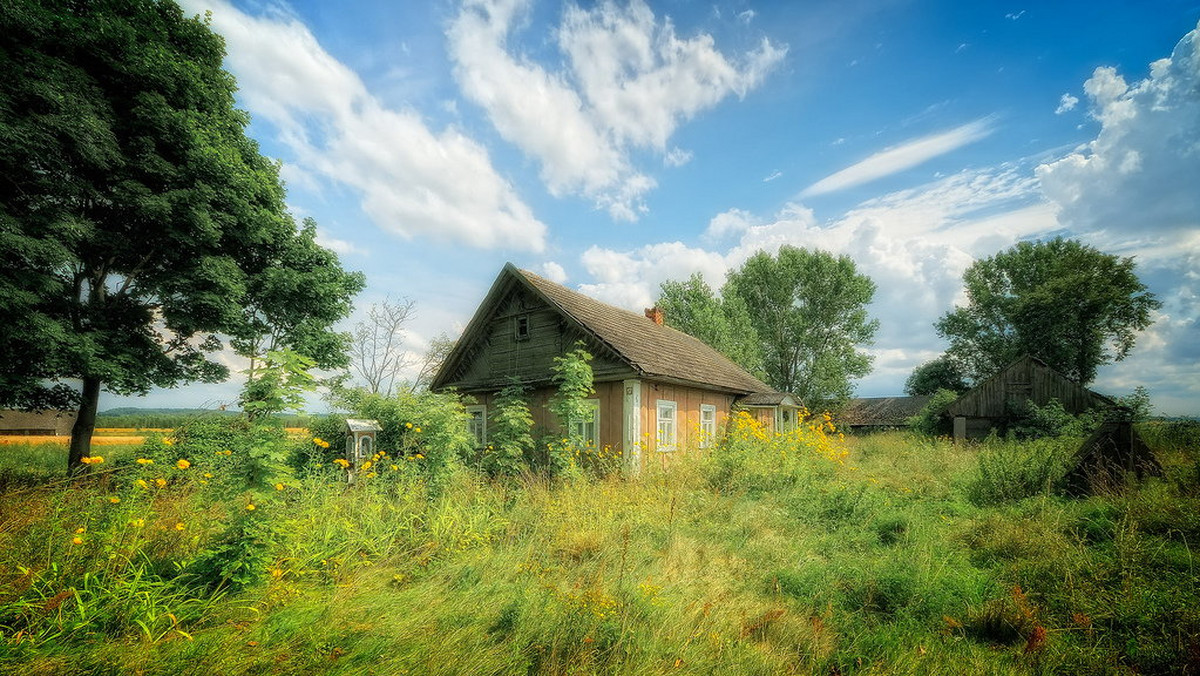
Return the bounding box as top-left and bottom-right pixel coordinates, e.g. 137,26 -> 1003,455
0,0 -> 362,472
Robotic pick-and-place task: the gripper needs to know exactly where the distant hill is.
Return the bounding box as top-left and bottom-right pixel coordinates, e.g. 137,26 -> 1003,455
99,407 -> 240,417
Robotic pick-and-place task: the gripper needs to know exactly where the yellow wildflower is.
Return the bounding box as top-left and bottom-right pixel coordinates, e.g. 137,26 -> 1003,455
414,427 -> 422,433
414,453 -> 425,460
109,497 -> 120,504
164,438 -> 175,446
136,458 -> 154,465
246,503 -> 256,511
360,461 -> 372,471
72,536 -> 83,545
75,527 -> 86,534
203,472 -> 213,479
132,519 -> 145,528
176,458 -> 191,470
274,483 -> 284,491
366,472 -> 377,478
175,522 -> 186,531
135,479 -> 149,489
405,422 -> 413,429
155,478 -> 167,488
390,464 -> 398,471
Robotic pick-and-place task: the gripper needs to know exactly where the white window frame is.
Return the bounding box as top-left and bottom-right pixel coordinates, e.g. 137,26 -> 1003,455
568,399 -> 600,448
466,405 -> 487,448
699,404 -> 717,448
656,399 -> 677,452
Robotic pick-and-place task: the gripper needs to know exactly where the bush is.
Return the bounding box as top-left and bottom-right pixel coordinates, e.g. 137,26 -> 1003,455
966,437 -> 1075,505
908,389 -> 958,437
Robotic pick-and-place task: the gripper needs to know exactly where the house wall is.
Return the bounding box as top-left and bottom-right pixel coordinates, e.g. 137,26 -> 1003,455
468,379 -> 737,472
636,380 -> 737,471
0,410 -> 77,436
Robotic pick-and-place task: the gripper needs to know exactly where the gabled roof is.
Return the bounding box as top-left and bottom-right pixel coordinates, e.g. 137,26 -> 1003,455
432,263 -> 776,395
838,396 -> 931,426
739,392 -> 802,407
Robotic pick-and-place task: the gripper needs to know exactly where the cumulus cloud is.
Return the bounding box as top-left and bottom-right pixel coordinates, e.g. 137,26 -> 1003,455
578,168 -> 1044,394
184,0 -> 547,251
447,0 -> 786,220
800,117 -> 996,197
540,261 -> 569,284
1055,93 -> 1079,114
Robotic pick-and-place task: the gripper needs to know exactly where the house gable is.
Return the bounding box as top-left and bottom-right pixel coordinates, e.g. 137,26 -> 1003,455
432,268 -> 634,392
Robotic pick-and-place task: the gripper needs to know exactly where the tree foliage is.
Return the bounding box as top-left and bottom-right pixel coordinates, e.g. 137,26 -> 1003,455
657,273 -> 764,378
904,355 -> 969,396
0,0 -> 361,471
936,238 -> 1160,385
724,246 -> 878,407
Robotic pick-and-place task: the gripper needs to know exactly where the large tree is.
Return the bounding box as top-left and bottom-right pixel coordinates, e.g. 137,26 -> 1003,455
656,273 -> 764,378
935,238 -> 1160,384
0,0 -> 362,472
724,246 -> 878,407
904,355 -> 969,396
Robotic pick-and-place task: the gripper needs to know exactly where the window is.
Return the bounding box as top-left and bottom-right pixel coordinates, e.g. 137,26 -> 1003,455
656,400 -> 677,451
700,404 -> 717,448
568,399 -> 600,448
357,435 -> 373,461
515,315 -> 530,341
466,405 -> 487,447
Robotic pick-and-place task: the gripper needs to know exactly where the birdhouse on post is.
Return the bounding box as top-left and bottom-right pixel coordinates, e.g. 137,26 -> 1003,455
344,419 -> 382,466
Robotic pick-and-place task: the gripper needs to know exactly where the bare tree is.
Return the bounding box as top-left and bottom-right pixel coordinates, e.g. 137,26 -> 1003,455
413,332 -> 457,392
349,298 -> 416,396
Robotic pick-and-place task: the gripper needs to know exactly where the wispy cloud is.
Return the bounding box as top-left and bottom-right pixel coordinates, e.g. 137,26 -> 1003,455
800,117 -> 995,197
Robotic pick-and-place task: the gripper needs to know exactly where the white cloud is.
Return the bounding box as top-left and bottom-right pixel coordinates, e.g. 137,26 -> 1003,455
447,0 -> 785,220
540,261 -> 569,284
580,168 -> 1045,393
763,170 -> 782,182
737,9 -> 756,24
801,117 -> 996,197
1037,22 -> 1200,240
314,229 -> 364,257
665,147 -> 694,167
185,0 -> 547,252
1055,93 -> 1079,114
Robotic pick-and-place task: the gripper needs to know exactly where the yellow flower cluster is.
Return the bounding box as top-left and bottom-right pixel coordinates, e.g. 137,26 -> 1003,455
332,458 -> 350,469
176,459 -> 191,470
136,458 -> 154,465
79,456 -> 104,465
312,437 -> 331,449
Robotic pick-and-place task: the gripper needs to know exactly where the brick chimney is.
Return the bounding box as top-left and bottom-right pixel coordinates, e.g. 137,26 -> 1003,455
644,306 -> 664,325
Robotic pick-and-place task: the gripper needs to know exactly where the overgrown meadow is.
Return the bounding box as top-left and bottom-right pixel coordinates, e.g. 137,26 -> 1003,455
2,404 -> 1198,675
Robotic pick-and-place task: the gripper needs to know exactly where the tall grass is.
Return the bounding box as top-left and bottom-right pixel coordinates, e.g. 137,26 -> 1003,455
1,424 -> 1197,674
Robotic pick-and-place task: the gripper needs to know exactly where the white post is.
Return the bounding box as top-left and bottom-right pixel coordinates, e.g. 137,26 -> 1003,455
623,379 -> 642,476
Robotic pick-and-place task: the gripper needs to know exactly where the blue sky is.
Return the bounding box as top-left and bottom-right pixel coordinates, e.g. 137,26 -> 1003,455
105,0 -> 1200,415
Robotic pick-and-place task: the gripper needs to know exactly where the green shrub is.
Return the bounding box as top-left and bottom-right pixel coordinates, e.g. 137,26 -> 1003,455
966,437 -> 1074,505
908,388 -> 958,436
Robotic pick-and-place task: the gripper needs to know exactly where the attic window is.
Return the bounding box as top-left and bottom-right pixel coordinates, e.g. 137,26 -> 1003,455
515,314 -> 530,341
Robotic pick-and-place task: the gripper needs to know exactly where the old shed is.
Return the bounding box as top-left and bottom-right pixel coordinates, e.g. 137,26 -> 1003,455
945,355 -> 1113,441
838,396 -> 931,433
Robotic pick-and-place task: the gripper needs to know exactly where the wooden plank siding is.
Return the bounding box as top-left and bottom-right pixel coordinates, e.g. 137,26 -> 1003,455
946,355 -> 1111,420
447,284 -> 633,391
637,381 -> 736,471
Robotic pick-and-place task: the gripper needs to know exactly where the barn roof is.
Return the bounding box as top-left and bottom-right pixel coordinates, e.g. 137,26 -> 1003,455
838,396 -> 931,427
433,263 -> 777,396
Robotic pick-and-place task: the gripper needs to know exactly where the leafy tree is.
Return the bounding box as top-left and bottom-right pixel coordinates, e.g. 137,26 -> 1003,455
488,380 -> 534,477
657,273 -> 764,377
907,388 -> 959,437
724,246 -> 878,407
0,0 -> 361,472
904,355 -> 969,396
936,238 -> 1160,384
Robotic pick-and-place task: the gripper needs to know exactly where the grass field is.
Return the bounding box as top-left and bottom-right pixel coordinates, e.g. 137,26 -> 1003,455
0,424 -> 1197,675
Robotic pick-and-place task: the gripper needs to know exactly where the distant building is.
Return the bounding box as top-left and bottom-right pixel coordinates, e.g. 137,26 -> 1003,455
837,396 -> 931,432
432,264 -> 800,473
944,355 -> 1113,442
0,409 -> 78,436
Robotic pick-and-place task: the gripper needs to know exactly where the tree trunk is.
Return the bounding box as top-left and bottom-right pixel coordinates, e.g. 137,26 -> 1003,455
68,377 -> 101,475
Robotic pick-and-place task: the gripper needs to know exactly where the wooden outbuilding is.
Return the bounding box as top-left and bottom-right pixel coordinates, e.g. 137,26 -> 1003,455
944,355 -> 1113,442
431,264 -> 798,473
1063,420 -> 1162,495
0,409 -> 77,436
837,396 -> 931,433
344,418 -> 382,463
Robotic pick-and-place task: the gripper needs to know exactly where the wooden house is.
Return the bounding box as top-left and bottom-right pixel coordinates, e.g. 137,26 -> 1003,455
945,355 -> 1113,441
431,264 -> 799,473
0,409 -> 77,436
837,396 -> 931,433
